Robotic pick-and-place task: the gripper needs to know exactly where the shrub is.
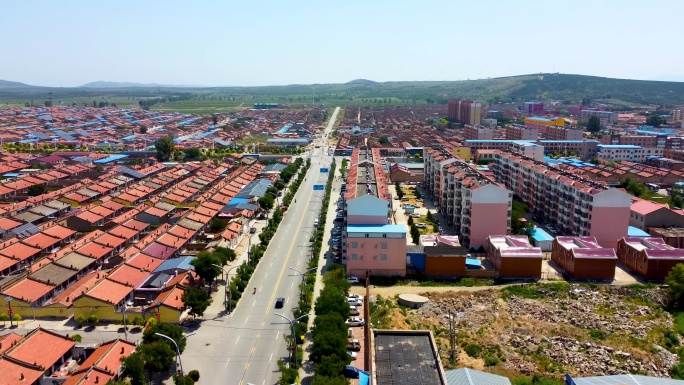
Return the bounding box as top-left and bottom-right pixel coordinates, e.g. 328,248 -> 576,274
188,370 -> 200,381
589,329 -> 608,341
464,344 -> 483,358
75,314 -> 87,324
146,317 -> 158,327
12,314 -> 22,322
71,334 -> 82,343
484,356 -> 499,366
87,315 -> 99,325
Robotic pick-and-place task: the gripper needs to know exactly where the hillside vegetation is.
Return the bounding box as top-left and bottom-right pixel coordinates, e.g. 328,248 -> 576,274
1,73 -> 683,106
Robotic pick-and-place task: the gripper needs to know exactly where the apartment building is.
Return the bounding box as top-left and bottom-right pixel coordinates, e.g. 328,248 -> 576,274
448,99 -> 482,125
596,145 -> 663,162
546,126 -> 584,141
580,110 -> 618,127
601,134 -> 659,148
505,125 -> 538,140
521,102 -> 544,115
491,151 -> 632,247
425,147 -> 512,249
463,125 -> 494,140
524,117 -> 566,133
464,139 -> 600,160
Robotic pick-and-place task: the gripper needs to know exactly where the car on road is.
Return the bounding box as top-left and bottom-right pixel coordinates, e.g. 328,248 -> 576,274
347,351 -> 357,360
275,297 -> 285,308
249,227 -> 257,234
346,317 -> 365,326
347,339 -> 361,351
410,213 -> 420,218
350,306 -> 359,316
347,276 -> 359,284
415,223 -> 427,228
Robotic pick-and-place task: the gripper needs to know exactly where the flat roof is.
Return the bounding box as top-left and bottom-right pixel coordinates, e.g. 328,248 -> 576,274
374,330 -> 446,385
347,224 -> 406,234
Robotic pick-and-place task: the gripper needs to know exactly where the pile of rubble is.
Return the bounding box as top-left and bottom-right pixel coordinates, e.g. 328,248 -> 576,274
411,285 -> 679,378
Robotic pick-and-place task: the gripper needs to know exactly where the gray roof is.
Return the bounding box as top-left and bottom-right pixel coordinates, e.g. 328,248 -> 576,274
10,222 -> 41,238
29,205 -> 59,217
12,211 -> 44,224
262,163 -> 287,172
53,252 -> 96,271
76,188 -> 100,198
187,182 -> 205,190
154,201 -> 177,212
154,256 -> 196,273
444,368 -> 511,385
347,194 -> 389,218
374,331 -> 445,385
139,272 -> 173,289
30,264 -> 78,287
177,218 -> 204,231
45,200 -> 71,210
569,374 -> 684,385
235,179 -> 273,199
142,181 -> 161,190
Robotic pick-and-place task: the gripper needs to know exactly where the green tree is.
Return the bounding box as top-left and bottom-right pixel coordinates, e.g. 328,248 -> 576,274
190,253 -> 222,292
407,216 -> 414,226
27,184 -> 46,196
139,341 -> 175,380
213,247 -> 236,264
71,334 -> 82,343
139,125 -> 148,134
311,375 -> 348,385
183,147 -> 201,159
209,218 -> 228,233
314,287 -> 350,320
181,287 -> 211,318
257,195 -> 275,211
120,351 -> 147,385
142,323 -> 187,353
674,195 -> 684,209
311,331 -> 349,365
647,114 -> 666,127
378,135 -> 390,145
666,264 -> 684,308
586,116 -> 601,132
154,135 -> 175,162
672,362 -> 684,379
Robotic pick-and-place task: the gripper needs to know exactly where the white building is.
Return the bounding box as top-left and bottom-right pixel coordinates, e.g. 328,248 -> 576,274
597,145 -> 664,162
580,110 -> 618,127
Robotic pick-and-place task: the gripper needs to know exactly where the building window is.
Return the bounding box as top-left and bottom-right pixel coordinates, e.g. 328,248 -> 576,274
381,242 -> 387,249
352,254 -> 358,260
381,254 -> 387,261
383,234 -> 387,238
351,242 -> 358,248
365,234 -> 369,238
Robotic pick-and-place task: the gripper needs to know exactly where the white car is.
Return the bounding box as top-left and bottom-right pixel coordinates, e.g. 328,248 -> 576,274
415,223 -> 427,228
347,351 -> 358,360
410,213 -> 420,218
347,298 -> 362,306
347,276 -> 359,284
346,294 -> 361,300
346,317 -> 365,327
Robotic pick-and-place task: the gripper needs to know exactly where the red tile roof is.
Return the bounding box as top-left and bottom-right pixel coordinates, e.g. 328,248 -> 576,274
5,328 -> 75,371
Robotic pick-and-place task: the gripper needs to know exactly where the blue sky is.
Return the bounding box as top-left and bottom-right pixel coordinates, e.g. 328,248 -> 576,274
2,0 -> 683,87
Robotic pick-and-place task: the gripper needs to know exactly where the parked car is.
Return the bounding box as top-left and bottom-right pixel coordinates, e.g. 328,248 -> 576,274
410,213 -> 420,218
347,298 -> 362,306
347,339 -> 361,351
346,317 -> 365,326
334,218 -> 344,223
415,223 -> 427,228
343,365 -> 360,379
347,351 -> 358,360
275,297 -> 285,308
416,198 -> 423,202
314,219 -> 319,227
350,306 -> 360,316
347,276 -> 359,284
346,294 -> 361,300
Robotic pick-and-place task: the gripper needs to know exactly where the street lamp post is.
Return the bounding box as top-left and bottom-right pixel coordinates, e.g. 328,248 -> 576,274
302,230 -> 316,261
275,313 -> 309,369
155,332 -> 194,375
288,267 -> 316,303
212,264 -> 229,312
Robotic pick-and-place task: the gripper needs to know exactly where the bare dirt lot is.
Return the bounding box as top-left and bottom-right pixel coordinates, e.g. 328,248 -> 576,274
367,283 -> 681,380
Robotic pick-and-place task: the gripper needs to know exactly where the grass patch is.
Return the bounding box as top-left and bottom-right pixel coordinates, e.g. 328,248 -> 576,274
589,329 -> 609,341
674,312 -> 684,336
502,285 -> 544,300
370,276 -> 494,287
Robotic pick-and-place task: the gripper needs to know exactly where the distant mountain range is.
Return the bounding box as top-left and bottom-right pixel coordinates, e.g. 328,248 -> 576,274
79,81 -> 194,88
1,74 -> 684,105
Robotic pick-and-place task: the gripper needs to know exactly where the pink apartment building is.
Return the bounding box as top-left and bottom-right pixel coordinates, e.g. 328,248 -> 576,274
344,194 -> 406,277
492,151 -> 631,247
425,147 -> 512,249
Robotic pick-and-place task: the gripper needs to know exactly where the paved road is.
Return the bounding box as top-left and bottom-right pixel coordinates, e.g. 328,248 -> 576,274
180,107 -> 339,385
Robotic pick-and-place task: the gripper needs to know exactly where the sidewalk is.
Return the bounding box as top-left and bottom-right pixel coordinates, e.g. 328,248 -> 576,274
203,218 -> 267,318
299,164 -> 343,384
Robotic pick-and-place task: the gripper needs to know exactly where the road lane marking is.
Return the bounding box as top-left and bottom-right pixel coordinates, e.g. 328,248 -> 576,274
235,336 -> 240,344
253,299 -> 257,306
269,353 -> 273,362
244,316 -> 249,324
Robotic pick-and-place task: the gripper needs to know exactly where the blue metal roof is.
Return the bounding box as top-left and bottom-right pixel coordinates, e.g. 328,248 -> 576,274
598,144 -> 642,149
94,154 -> 128,164
347,224 -> 406,234
154,256 -> 196,272
628,226 -> 650,237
